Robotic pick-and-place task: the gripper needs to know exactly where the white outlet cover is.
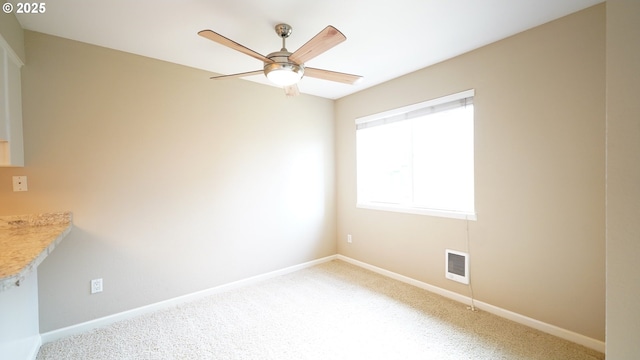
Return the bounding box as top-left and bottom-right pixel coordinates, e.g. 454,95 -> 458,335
91,279 -> 103,294
12,176 -> 28,192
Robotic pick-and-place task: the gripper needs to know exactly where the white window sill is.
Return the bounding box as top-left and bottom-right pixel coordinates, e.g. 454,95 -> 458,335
356,202 -> 477,221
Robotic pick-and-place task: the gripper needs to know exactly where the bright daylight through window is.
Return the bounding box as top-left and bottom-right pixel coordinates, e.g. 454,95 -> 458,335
356,89 -> 475,220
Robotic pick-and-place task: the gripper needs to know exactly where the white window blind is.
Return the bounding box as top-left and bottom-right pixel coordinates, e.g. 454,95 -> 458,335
356,95 -> 473,130
355,89 -> 476,220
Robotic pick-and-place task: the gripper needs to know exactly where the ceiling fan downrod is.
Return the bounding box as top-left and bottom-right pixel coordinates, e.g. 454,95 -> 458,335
274,23 -> 292,51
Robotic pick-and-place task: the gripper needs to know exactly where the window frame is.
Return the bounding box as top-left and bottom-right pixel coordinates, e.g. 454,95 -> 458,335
355,89 -> 477,221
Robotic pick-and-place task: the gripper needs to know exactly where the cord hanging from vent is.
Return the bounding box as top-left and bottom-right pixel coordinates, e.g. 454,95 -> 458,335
466,218 -> 478,312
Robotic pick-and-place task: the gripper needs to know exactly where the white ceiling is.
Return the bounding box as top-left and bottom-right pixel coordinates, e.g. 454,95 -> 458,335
13,0 -> 603,99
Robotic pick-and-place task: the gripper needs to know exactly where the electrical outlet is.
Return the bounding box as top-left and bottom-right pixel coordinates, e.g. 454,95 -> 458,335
12,176 -> 28,191
91,278 -> 103,294
347,234 -> 352,243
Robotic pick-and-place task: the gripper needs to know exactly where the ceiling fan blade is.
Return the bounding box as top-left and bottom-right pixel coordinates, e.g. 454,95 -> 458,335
289,26 -> 346,64
304,67 -> 362,85
209,70 -> 264,80
198,30 -> 273,63
284,84 -> 300,97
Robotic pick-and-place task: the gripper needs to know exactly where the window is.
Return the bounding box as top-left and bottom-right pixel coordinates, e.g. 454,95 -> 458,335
355,89 -> 475,220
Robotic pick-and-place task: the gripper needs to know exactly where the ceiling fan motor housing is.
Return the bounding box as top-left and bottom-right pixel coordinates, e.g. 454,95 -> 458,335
264,50 -> 305,86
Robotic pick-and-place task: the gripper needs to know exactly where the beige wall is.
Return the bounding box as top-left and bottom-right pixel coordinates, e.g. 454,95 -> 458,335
0,11 -> 25,63
0,31 -> 336,332
336,5 -> 605,341
605,0 -> 640,358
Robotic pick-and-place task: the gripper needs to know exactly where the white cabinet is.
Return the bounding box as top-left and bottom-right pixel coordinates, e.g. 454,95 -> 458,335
0,269 -> 40,360
0,40 -> 24,167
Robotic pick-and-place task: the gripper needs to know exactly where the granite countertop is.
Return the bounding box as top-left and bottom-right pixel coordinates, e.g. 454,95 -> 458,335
0,212 -> 73,292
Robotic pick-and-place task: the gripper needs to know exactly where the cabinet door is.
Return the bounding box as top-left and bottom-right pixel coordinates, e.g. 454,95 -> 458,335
0,45 -> 24,167
0,47 -> 8,142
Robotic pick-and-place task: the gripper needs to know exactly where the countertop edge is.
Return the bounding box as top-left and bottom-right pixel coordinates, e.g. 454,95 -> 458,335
0,212 -> 73,292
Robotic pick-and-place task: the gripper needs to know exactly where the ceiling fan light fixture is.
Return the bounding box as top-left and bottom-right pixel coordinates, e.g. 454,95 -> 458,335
264,62 -> 304,86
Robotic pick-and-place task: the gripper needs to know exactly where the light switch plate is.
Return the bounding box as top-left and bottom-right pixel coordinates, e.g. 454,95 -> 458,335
12,176 -> 27,191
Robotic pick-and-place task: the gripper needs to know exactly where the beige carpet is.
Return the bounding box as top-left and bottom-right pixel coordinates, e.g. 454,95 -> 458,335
37,260 -> 604,359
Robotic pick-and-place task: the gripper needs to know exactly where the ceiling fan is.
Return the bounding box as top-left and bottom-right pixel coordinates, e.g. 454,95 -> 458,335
198,24 -> 362,96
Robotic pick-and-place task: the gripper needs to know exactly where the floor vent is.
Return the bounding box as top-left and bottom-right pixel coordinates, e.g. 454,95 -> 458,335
446,249 -> 469,284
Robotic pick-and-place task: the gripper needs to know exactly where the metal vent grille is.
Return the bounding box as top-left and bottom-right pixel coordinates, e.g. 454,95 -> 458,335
446,249 -> 469,284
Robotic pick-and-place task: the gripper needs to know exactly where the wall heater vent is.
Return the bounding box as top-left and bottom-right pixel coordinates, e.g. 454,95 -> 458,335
446,249 -> 469,284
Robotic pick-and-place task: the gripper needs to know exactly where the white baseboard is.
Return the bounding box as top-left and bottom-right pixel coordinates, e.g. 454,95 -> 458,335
0,334 -> 41,360
40,255 -> 337,344
336,254 -> 605,353
40,254 -> 604,354
27,335 -> 41,360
